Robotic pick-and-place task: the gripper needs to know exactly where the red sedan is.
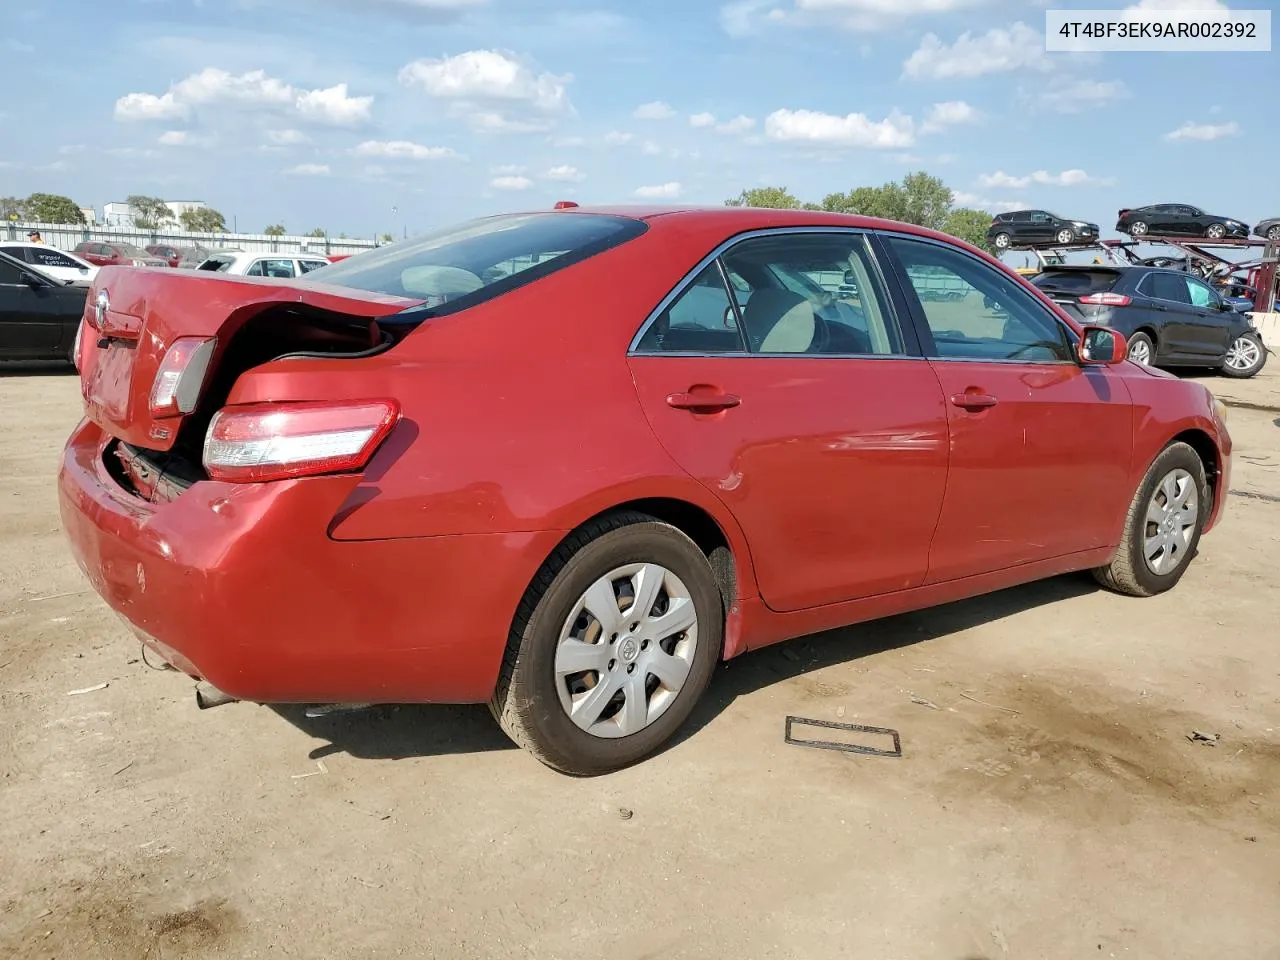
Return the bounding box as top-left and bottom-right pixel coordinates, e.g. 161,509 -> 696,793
59,206 -> 1232,775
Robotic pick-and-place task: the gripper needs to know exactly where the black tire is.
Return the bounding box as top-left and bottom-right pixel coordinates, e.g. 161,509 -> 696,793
1056,228 -> 1075,245
1126,330 -> 1156,366
1220,330 -> 1267,379
1129,220 -> 1149,237
993,232 -> 1012,250
489,511 -> 724,776
1267,225 -> 1280,242
1205,223 -> 1227,240
1093,442 -> 1208,598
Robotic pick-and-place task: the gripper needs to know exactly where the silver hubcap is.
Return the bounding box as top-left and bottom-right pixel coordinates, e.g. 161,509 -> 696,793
996,234 -> 1009,248
1143,468 -> 1198,576
554,563 -> 698,739
1208,226 -> 1224,238
1128,338 -> 1152,365
1268,228 -> 1279,241
1058,231 -> 1073,244
1132,222 -> 1147,235
1225,336 -> 1261,371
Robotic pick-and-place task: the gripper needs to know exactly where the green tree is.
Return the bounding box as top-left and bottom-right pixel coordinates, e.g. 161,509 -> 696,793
179,207 -> 228,233
307,227 -> 326,238
379,232 -> 393,243
1,196 -> 26,221
24,193 -> 84,224
128,195 -> 174,230
821,185 -> 907,220
724,186 -> 804,209
264,224 -> 286,237
897,171 -> 953,232
941,207 -> 994,248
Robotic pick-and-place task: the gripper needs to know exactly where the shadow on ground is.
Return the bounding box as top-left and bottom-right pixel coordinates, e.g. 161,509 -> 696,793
275,572 -> 1099,766
0,362 -> 76,377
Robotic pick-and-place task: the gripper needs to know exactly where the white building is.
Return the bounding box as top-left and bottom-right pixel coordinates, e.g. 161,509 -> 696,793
102,199 -> 207,228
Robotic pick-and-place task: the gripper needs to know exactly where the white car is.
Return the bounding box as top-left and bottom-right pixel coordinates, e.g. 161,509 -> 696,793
0,242 -> 98,284
194,250 -> 331,279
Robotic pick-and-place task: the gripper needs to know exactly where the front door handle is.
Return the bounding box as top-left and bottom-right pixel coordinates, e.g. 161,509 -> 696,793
950,392 -> 998,411
666,391 -> 741,412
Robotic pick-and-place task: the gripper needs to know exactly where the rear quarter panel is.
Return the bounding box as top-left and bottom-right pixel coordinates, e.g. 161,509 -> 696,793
229,223 -> 763,597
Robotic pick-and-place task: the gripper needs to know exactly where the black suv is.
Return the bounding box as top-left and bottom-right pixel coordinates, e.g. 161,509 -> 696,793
1116,204 -> 1249,240
986,210 -> 1099,251
1031,265 -> 1267,378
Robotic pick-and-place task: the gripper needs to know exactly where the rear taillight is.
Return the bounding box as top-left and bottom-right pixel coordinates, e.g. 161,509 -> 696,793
150,337 -> 217,417
1079,292 -> 1131,306
203,400 -> 400,483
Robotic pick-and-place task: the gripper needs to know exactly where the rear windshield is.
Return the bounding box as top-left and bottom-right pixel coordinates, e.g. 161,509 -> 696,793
1032,269 -> 1122,295
197,257 -> 234,272
304,212 -> 647,321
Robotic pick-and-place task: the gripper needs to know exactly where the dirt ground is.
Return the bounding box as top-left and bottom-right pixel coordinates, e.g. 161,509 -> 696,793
1,366 -> 1278,960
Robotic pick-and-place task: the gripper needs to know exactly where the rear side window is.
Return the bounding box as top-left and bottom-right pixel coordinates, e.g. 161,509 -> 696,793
316,212 -> 647,321
1033,270 -> 1122,295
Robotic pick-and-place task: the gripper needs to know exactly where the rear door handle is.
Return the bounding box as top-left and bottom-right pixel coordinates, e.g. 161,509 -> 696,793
666,391 -> 741,412
950,392 -> 999,411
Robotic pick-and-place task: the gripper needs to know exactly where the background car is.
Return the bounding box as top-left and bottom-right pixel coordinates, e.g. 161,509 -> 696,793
986,210 -> 1100,250
61,205 -> 1235,776
147,243 -> 213,269
0,249 -> 87,363
194,250 -> 331,278
1116,204 -> 1250,240
73,241 -> 170,269
1252,216 -> 1280,243
0,241 -> 99,284
1031,264 -> 1266,377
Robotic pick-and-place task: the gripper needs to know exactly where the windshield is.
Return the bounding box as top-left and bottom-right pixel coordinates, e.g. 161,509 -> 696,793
303,212 -> 647,320
1032,269 -> 1122,294
116,244 -> 150,258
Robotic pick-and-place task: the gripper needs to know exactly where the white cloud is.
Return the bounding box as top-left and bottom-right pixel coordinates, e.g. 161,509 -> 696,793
158,130 -> 196,146
765,107 -> 914,148
114,91 -> 189,122
296,83 -> 373,125
365,0 -> 487,14
641,140 -> 662,155
634,100 -> 675,120
1029,79 -> 1128,114
690,112 -> 717,127
921,100 -> 978,133
635,182 -> 683,199
398,50 -> 570,112
978,169 -> 1111,188
470,112 -> 553,133
114,69 -> 372,126
903,23 -> 1047,79
491,175 -> 533,190
604,130 -> 633,145
354,139 -> 457,159
717,114 -> 756,134
287,163 -> 330,176
491,163 -> 526,174
544,164 -> 585,182
1164,120 -> 1239,141
267,128 -> 308,144
954,191 -> 1026,213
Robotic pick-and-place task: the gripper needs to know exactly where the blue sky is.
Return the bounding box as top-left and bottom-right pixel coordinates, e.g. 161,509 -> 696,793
2,0 -> 1274,239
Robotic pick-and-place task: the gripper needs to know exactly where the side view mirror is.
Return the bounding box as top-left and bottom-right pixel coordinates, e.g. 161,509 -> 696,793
1077,325 -> 1127,365
843,269 -> 857,286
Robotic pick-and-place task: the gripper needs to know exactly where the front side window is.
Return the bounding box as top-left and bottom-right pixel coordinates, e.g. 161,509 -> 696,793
1030,212 -> 1049,223
887,236 -> 1072,363
0,258 -> 23,284
720,232 -> 904,355
1185,276 -> 1218,308
314,212 -> 647,321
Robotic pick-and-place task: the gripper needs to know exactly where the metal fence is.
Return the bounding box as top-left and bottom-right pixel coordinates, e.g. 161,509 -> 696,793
3,221 -> 379,258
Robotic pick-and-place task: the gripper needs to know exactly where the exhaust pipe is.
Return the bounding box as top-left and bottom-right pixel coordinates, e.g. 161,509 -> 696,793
195,680 -> 238,710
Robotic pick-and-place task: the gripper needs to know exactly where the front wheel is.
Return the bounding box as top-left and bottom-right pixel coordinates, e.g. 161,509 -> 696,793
1093,442 -> 1207,597
993,232 -> 1012,250
490,512 -> 724,775
1205,223 -> 1227,240
1221,331 -> 1266,379
1056,228 -> 1075,245
1267,225 -> 1280,242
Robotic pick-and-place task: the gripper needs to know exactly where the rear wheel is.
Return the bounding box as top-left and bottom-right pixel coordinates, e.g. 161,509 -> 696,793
1221,331 -> 1266,379
1129,221 -> 1149,237
490,512 -> 724,776
1093,442 -> 1207,597
1126,331 -> 1155,366
1205,223 -> 1227,240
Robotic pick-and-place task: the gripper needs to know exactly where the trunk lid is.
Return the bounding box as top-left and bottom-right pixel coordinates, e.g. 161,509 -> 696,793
78,267 -> 423,451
